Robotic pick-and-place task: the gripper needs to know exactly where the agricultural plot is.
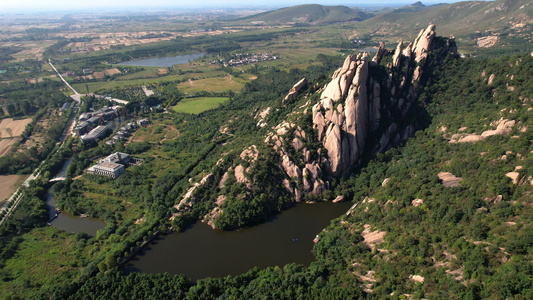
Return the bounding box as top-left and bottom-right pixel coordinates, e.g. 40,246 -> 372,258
104,68 -> 121,76
172,97 -> 229,114
0,139 -> 18,156
0,118 -> 32,138
0,175 -> 24,201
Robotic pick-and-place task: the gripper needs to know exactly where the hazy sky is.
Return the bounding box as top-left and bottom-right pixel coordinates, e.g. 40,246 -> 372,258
0,0 -> 473,11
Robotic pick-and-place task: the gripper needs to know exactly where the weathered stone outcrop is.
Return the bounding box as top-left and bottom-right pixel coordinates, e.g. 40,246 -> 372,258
257,25 -> 455,204
309,24 -> 455,178
372,42 -> 387,64
176,25 -> 456,229
448,119 -> 516,143
284,78 -> 308,102
176,173 -> 213,209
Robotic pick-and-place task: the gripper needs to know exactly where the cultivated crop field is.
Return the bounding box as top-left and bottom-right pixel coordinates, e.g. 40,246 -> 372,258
172,97 -> 229,114
0,118 -> 32,138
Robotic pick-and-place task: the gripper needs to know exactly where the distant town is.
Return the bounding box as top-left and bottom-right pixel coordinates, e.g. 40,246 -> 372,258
212,53 -> 280,67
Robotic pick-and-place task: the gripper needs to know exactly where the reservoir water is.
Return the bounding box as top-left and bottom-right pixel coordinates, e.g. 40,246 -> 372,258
118,53 -> 205,67
124,201 -> 352,280
46,189 -> 105,236
46,159 -> 105,236
47,160 -> 352,280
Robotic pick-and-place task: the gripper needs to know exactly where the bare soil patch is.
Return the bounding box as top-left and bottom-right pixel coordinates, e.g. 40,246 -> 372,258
0,138 -> 17,156
104,68 -> 121,76
93,72 -> 105,80
0,118 -> 32,138
0,175 -> 24,201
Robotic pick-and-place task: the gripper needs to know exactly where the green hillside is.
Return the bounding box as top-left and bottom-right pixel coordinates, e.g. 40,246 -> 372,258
354,0 -> 533,55
235,4 -> 372,25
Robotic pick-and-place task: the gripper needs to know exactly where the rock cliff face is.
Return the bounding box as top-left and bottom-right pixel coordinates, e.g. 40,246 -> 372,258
185,25 -> 456,229
265,25 -> 455,201
284,78 -> 308,102
308,24 -> 455,177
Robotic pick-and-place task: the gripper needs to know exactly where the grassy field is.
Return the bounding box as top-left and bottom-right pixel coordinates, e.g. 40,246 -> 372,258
172,97 -> 229,114
0,227 -> 88,298
130,124 -> 179,143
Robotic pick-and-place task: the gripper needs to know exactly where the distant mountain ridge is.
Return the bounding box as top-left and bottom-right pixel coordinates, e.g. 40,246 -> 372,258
235,4 -> 372,25
358,0 -> 533,44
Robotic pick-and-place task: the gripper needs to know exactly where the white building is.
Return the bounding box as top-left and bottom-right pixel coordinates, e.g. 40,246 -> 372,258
87,161 -> 125,179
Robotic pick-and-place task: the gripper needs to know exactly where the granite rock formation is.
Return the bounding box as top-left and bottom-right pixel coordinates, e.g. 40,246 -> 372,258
182,25 -> 456,229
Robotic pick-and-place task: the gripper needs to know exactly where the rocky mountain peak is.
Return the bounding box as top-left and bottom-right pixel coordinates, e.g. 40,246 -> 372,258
193,25 -> 456,229
305,24 -> 454,178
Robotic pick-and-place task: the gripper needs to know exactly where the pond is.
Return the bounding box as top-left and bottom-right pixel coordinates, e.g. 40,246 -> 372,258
117,53 -> 205,67
124,201 -> 352,280
46,159 -> 105,236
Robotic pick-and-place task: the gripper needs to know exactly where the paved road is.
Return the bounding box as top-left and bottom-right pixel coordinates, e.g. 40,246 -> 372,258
49,60 -> 128,105
49,60 -> 79,96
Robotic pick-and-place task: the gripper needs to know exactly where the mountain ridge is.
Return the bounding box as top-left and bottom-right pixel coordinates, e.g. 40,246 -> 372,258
233,4 -> 372,25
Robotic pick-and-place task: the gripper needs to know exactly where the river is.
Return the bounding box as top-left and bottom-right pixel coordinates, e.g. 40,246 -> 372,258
123,201 -> 352,280
117,53 -> 205,67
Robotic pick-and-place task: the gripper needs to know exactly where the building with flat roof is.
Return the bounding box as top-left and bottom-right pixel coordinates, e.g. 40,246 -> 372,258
101,152 -> 131,165
61,102 -> 73,111
87,161 -> 125,179
86,152 -> 143,179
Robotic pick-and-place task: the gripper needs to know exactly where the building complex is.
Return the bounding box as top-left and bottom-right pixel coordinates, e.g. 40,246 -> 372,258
86,152 -> 143,179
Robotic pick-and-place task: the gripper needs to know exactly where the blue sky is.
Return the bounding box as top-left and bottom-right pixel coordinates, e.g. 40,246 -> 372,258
0,0 -> 475,11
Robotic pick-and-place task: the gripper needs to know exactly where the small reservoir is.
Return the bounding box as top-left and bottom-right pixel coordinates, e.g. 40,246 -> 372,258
46,159 -> 105,236
124,201 -> 352,280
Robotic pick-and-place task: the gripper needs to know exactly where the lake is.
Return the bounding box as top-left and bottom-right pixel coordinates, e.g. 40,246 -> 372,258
118,53 -> 205,67
124,201 -> 352,280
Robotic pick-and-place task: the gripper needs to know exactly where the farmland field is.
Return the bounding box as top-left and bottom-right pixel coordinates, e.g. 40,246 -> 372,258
172,97 -> 229,114
0,175 -> 24,201
0,118 -> 32,138
0,139 -> 18,156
